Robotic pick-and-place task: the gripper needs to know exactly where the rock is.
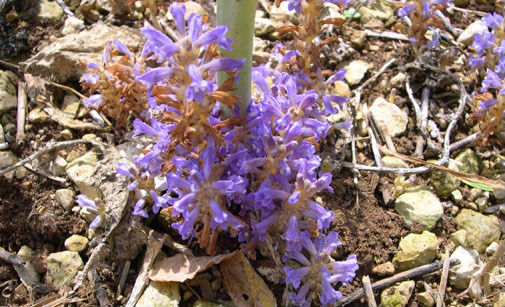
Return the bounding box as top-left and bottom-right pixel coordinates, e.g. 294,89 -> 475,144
393,231 -> 439,271
382,156 -> 408,168
27,107 -> 50,123
454,149 -> 480,174
63,94 -> 86,118
380,280 -> 415,307
0,70 -> 17,114
494,292 -> 505,307
370,97 -> 408,137
65,151 -> 101,200
136,281 -> 180,307
37,0 -> 64,25
451,190 -> 463,203
333,81 -> 351,97
359,0 -> 394,23
350,30 -> 367,49
449,229 -> 467,246
364,18 -> 385,31
457,20 -> 487,46
0,151 -> 27,180
270,1 -> 297,24
55,188 -> 75,211
46,251 -> 84,290
17,246 -> 40,283
449,246 -> 483,289
372,261 -> 395,276
455,209 -> 500,252
193,300 -> 224,307
64,235 -> 89,252
394,187 -> 443,230
170,1 -> 206,20
345,60 -> 369,85
417,291 -> 435,307
51,155 -> 68,176
23,24 -> 142,83
60,129 -> 73,140
391,72 -> 407,89
486,241 -> 500,255
255,18 -> 276,37
430,159 -> 461,197
253,37 -> 268,53
61,16 -> 85,35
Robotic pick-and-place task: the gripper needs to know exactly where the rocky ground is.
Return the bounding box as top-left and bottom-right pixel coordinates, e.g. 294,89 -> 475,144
0,0 -> 504,307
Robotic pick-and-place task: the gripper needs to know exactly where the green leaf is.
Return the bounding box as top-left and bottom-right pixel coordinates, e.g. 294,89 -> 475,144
461,179 -> 494,192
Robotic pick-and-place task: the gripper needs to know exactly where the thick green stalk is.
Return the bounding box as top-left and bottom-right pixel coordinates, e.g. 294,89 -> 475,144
217,0 -> 257,117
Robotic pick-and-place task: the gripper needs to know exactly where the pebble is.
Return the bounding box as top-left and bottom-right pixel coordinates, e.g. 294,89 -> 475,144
64,235 -> 89,252
395,187 -> 443,230
37,0 -> 64,25
60,129 -> 73,140
332,81 -> 351,97
457,20 -> 487,46
344,60 -> 370,85
381,280 -> 415,307
46,251 -> 83,290
350,30 -> 367,49
449,246 -> 482,289
372,261 -> 395,276
416,291 -> 435,307
455,209 -> 500,252
369,97 -> 408,136
255,17 -> 276,37
55,188 -> 75,211
390,72 -> 407,89
382,156 -> 408,168
449,229 -> 467,246
451,190 -> 463,203
393,231 -> 439,271
486,241 -> 500,256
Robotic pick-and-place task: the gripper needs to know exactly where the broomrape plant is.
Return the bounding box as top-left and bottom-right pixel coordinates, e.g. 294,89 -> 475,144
79,1 -> 358,306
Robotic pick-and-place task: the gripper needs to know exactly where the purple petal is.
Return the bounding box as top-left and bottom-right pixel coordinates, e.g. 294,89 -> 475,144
170,3 -> 186,35
113,39 -> 132,56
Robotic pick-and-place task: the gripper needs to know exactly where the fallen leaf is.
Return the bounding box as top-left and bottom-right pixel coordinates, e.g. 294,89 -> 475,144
44,106 -> 103,131
220,251 -> 277,307
149,251 -> 237,282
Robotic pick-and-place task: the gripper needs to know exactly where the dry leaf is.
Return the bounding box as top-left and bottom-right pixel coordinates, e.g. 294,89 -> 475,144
149,251 -> 237,282
220,251 -> 277,307
44,106 -> 103,131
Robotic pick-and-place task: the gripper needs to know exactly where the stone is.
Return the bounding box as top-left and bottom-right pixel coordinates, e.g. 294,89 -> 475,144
394,187 -> 443,230
453,0 -> 470,7
332,81 -> 351,97
55,188 -> 75,211
369,97 -> 408,136
372,261 -> 395,276
451,190 -> 463,203
393,231 -> 439,271
449,229 -> 467,246
270,1 -> 297,24
255,18 -> 276,37
359,0 -> 394,23
37,0 -> 64,25
382,156 -> 409,168
391,72 -> 407,89
253,37 -> 268,53
380,280 -> 415,307
51,155 -> 68,176
17,246 -> 40,283
63,94 -> 86,118
0,151 -> 27,180
27,107 -> 50,123
350,30 -> 367,49
494,292 -> 505,307
486,241 -> 500,255
417,292 -> 435,307
449,246 -> 483,289
23,24 -> 142,83
60,129 -> 73,140
64,235 -> 89,252
457,20 -> 487,46
46,251 -> 84,290
455,209 -> 500,252
0,70 -> 17,114
454,149 -> 480,174
136,281 -> 180,307
345,60 -> 369,85
193,300 -> 224,307
430,159 -> 461,197
61,16 -> 85,35
65,151 -> 101,199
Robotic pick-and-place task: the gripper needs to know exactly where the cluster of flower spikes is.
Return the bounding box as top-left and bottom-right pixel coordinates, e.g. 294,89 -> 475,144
394,0 -> 452,50
79,3 -> 358,307
467,12 -> 505,145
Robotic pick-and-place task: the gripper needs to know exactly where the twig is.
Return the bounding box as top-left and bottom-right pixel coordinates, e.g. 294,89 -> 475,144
92,269 -> 110,307
362,275 -> 377,307
339,258 -> 459,306
0,59 -> 20,71
356,57 -> 397,92
364,104 -> 383,167
125,230 -> 166,307
55,0 -> 74,16
0,246 -> 48,296
406,80 -> 422,128
448,5 -> 487,17
16,81 -> 26,145
364,30 -> 410,42
116,260 -> 131,298
163,234 -> 193,256
421,87 -> 430,137
70,243 -> 109,293
436,249 -> 450,307
0,139 -> 106,177
350,92 -> 360,207
479,240 -> 505,297
47,80 -> 86,100
24,163 -> 67,184
449,133 -> 480,152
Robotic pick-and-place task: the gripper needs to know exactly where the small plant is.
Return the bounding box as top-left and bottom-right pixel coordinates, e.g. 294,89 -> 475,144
80,1 -> 358,306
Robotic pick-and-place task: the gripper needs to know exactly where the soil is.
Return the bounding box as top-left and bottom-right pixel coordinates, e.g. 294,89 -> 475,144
0,0 -> 502,306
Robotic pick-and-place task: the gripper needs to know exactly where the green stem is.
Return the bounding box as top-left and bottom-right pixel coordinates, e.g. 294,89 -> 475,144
217,0 -> 257,117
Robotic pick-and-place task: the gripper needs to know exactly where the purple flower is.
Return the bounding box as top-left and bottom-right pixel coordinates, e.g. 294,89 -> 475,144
468,54 -> 487,69
133,199 -> 148,218
113,39 -> 132,56
472,31 -> 495,56
478,98 -> 499,115
83,94 -> 102,108
185,64 -> 213,103
141,25 -> 180,60
287,0 -> 302,13
398,5 -> 415,18
484,13 -> 504,29
137,67 -> 173,86
323,0 -> 353,6
481,69 -> 503,93
76,194 -> 104,229
193,26 -> 233,50
170,3 -> 186,35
